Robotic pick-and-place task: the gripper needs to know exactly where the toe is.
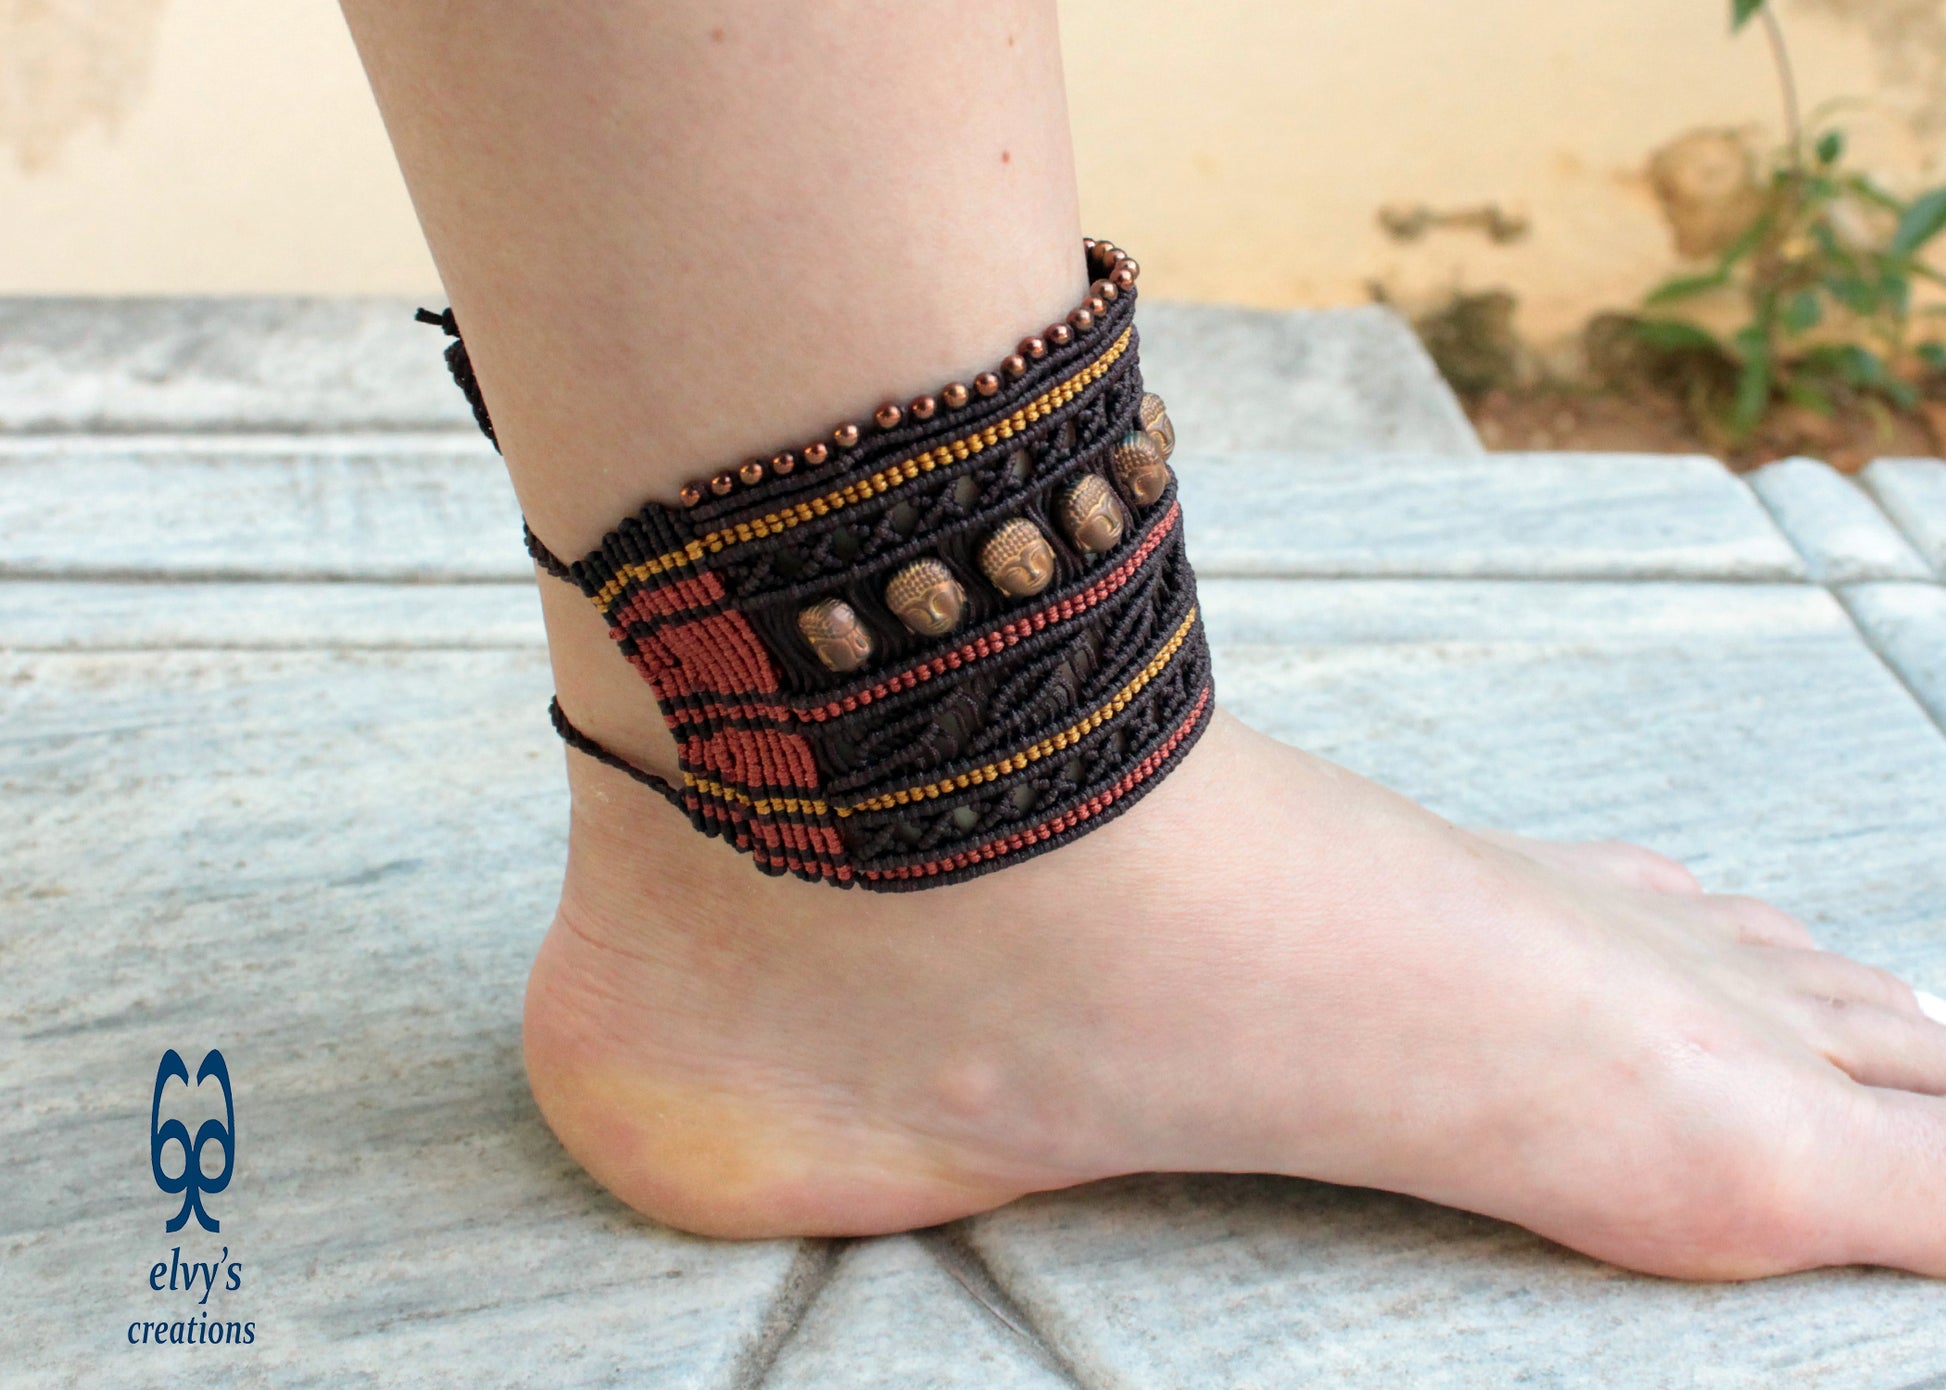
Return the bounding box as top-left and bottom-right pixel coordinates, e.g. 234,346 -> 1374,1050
1773,947 -> 1923,1016
1592,839 -> 1703,895
1794,998 -> 1946,1096
1767,949 -> 1946,1093
1706,893 -> 1818,948
1803,1085 -> 1946,1276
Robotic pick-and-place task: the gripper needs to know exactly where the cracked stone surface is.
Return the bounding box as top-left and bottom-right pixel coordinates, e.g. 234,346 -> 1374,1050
1748,456 -> 1933,583
1862,457 -> 1946,577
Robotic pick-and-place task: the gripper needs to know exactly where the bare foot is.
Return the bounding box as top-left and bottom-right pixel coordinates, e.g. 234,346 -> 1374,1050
523,705 -> 1946,1280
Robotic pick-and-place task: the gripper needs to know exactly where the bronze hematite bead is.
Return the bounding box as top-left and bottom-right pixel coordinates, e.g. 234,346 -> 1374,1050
1086,295 -> 1107,317
884,558 -> 966,637
1139,391 -> 1176,457
803,441 -> 829,466
798,598 -> 874,673
1093,278 -> 1118,302
1003,353 -> 1028,378
833,422 -> 861,449
710,472 -> 736,496
874,402 -> 902,430
978,518 -> 1057,598
771,451 -> 796,476
1046,323 -> 1073,348
942,382 -> 970,409
739,459 -> 765,486
679,483 -> 704,508
909,394 -> 937,421
1059,474 -> 1128,554
1111,431 -> 1172,507
1019,335 -> 1047,360
1068,307 -> 1094,332
974,371 -> 1000,397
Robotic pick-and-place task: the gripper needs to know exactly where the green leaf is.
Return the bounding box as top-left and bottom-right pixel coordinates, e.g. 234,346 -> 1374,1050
1816,130 -> 1844,166
1882,268 -> 1912,319
1732,0 -> 1767,30
1828,276 -> 1880,315
1918,341 -> 1946,376
1891,188 -> 1946,257
1845,175 -> 1902,212
1645,272 -> 1727,306
1718,211 -> 1772,268
1630,318 -> 1725,354
1782,380 -> 1836,415
1804,344 -> 1919,409
1730,327 -> 1773,439
1780,290 -> 1823,334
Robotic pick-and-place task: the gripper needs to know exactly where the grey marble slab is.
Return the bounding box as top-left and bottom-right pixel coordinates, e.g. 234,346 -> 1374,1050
1136,302 -> 1481,456
762,1234 -> 1075,1390
0,580 -> 543,651
0,434 -> 518,581
3,436 -> 1802,583
1746,456 -> 1934,583
970,1175 -> 1943,1390
1177,451 -> 1804,579
7,570 -> 1946,1386
0,297 -> 475,435
1,644 -> 807,1388
1860,457 -> 1946,576
0,297 -> 1476,456
1841,581 -> 1946,731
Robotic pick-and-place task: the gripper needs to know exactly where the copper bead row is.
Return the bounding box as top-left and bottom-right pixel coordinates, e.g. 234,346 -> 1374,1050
796,389 -> 1173,676
679,240 -> 1142,510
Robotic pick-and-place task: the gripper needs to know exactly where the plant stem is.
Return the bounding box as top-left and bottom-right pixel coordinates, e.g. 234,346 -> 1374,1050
1759,4 -> 1804,168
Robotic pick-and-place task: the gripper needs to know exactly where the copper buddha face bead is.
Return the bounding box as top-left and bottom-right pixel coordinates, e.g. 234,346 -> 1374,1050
884,559 -> 966,637
978,519 -> 1056,598
1111,430 -> 1172,507
1059,474 -> 1128,554
798,598 -> 874,673
1138,391 -> 1176,458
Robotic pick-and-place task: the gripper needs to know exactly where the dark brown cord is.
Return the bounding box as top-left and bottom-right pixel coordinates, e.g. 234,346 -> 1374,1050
421,240 -> 1211,890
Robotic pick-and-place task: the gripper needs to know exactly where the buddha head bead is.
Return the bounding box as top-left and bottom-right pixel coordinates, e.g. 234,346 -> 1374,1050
1139,392 -> 1175,458
884,559 -> 966,637
1059,474 -> 1127,554
979,519 -> 1056,598
798,598 -> 874,673
1111,430 -> 1172,508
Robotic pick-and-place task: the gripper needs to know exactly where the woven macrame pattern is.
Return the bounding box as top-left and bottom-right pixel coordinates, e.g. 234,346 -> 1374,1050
423,251 -> 1214,890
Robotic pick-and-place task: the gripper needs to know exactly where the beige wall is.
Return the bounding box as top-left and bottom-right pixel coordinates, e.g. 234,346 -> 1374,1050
4,0 -> 1940,346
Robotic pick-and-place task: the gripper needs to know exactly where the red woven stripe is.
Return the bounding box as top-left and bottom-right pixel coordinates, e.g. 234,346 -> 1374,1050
656,610 -> 782,696
610,570 -> 727,629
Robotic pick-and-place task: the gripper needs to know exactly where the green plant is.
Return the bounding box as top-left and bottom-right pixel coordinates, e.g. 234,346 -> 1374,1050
1630,0 -> 1946,446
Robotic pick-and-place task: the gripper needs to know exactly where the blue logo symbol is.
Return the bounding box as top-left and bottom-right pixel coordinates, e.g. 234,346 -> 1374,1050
150,1050 -> 234,1234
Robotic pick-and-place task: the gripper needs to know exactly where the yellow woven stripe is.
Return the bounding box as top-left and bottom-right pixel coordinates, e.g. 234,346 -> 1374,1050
685,774 -> 831,818
590,324 -> 1135,610
834,605 -> 1198,817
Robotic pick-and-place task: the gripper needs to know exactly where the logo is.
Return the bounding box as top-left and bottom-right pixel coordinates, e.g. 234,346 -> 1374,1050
150,1049 -> 234,1234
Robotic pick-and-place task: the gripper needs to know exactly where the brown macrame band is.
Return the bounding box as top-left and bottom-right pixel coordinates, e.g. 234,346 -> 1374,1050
423,238 -> 1213,890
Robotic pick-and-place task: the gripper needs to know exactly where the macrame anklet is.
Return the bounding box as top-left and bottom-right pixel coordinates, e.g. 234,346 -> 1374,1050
422,238 -> 1214,891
